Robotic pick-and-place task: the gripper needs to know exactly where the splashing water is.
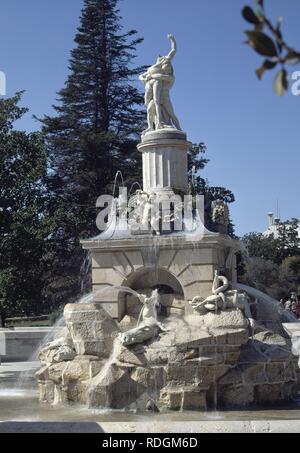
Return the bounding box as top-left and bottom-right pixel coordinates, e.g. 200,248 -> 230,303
129,182 -> 142,196
16,285 -> 143,391
112,170 -> 125,198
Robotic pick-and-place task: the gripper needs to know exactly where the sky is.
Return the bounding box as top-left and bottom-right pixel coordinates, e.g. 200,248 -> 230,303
0,0 -> 299,236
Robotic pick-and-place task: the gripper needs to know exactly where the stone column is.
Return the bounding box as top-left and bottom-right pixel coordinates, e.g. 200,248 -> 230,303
137,129 -> 191,194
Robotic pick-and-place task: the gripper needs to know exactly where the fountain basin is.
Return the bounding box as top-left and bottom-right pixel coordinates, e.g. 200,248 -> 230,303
0,328 -> 52,362
35,301 -> 300,411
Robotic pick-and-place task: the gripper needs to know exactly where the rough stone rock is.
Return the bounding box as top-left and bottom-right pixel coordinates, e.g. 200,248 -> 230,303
131,367 -> 165,389
265,362 -> 296,383
203,308 -> 248,331
244,340 -> 292,365
239,363 -> 267,384
126,304 -> 143,319
73,355 -> 104,378
206,365 -> 231,383
87,364 -> 142,409
39,381 -> 55,404
38,344 -> 76,366
218,368 -> 243,385
117,345 -> 148,367
255,384 -> 282,402
36,293 -> 300,411
225,329 -> 249,345
36,366 -> 50,382
239,342 -> 269,363
199,344 -> 240,354
159,386 -> 207,411
38,349 -> 57,366
190,354 -> 224,366
64,303 -> 120,358
182,389 -> 207,411
164,298 -> 185,317
48,360 -> 92,384
166,362 -> 199,384
47,362 -> 67,384
252,330 -> 288,347
224,351 -> 241,365
281,381 -> 300,400
209,330 -> 228,345
66,381 -> 87,403
175,327 -> 214,350
167,362 -> 229,386
145,347 -> 171,365
167,307 -> 184,316
53,345 -> 76,363
169,348 -> 199,363
119,315 -> 137,332
265,346 -> 292,363
160,388 -> 182,410
149,328 -> 175,348
218,385 -> 255,407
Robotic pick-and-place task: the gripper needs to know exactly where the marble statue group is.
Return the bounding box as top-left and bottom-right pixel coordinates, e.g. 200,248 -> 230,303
139,34 -> 181,132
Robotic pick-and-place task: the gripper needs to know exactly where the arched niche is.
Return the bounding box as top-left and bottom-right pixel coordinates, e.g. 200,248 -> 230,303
119,267 -> 185,319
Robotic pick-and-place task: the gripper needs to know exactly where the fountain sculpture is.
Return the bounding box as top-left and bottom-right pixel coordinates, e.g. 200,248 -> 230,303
36,35 -> 300,411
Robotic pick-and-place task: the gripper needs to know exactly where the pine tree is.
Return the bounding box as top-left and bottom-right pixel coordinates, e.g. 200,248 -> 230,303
40,0 -> 146,307
0,93 -> 48,324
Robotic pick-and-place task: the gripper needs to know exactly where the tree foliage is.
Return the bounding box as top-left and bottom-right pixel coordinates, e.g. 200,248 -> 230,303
239,218 -> 300,298
242,0 -> 300,95
39,0 -> 147,308
0,93 -> 48,324
0,1 -> 238,322
188,143 -> 236,237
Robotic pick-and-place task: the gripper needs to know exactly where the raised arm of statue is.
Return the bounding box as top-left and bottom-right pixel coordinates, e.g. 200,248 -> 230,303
166,34 -> 177,61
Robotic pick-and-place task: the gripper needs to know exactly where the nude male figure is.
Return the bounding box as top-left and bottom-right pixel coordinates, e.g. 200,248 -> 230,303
139,34 -> 181,132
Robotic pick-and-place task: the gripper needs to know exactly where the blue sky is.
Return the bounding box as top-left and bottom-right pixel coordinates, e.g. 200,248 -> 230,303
0,0 -> 299,236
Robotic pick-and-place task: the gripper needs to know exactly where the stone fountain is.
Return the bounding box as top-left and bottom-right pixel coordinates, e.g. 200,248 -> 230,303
36,35 -> 300,412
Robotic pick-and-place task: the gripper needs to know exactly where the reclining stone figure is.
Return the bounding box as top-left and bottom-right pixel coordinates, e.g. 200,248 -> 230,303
39,333 -> 76,364
190,270 -> 256,328
118,289 -> 168,347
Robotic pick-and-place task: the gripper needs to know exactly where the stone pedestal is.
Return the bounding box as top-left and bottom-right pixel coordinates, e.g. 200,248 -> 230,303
137,129 -> 191,194
81,126 -> 238,321
81,233 -> 239,321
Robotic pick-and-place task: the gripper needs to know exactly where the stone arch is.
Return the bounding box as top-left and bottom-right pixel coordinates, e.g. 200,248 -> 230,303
119,266 -> 184,319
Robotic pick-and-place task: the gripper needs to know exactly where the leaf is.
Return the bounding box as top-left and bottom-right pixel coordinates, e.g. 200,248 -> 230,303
256,59 -> 278,79
285,51 -> 300,65
273,69 -> 288,96
256,0 -> 264,9
242,6 -> 261,25
264,59 -> 278,69
245,31 -> 278,57
275,27 -> 283,54
255,23 -> 265,32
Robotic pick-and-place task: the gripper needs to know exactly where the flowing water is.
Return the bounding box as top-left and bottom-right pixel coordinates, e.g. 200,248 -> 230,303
3,241 -> 300,423
1,386 -> 300,422
15,285 -> 143,390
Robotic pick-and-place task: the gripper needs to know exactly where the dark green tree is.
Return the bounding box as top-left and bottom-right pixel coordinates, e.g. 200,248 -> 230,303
239,220 -> 300,298
280,256 -> 300,296
188,143 -> 236,237
241,232 -> 279,262
39,0 -> 146,308
0,93 -> 48,325
276,218 -> 300,263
